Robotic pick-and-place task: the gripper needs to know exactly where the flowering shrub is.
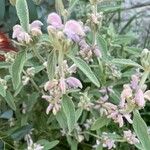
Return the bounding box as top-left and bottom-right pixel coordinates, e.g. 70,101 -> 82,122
0,0 -> 150,150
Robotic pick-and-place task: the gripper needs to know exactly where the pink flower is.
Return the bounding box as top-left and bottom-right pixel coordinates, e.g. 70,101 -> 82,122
30,20 -> 43,29
123,130 -> 139,144
17,32 -> 32,44
47,12 -> 63,29
64,20 -> 85,42
12,25 -> 23,39
130,75 -> 139,89
120,84 -> 133,107
59,77 -> 66,94
134,88 -> 145,107
66,77 -> 83,89
44,80 -> 58,91
30,20 -> 43,36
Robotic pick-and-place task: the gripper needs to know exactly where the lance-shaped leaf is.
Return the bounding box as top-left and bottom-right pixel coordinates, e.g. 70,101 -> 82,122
16,0 -> 29,32
69,56 -> 100,87
11,50 -> 27,90
62,95 -> 75,133
133,110 -> 150,150
47,50 -> 57,80
4,91 -> 16,111
111,59 -> 143,69
37,140 -> 59,150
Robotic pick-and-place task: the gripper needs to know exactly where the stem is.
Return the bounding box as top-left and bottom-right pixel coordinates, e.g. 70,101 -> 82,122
58,49 -> 64,78
23,70 -> 42,94
32,47 -> 45,63
83,131 -> 102,140
139,71 -> 149,88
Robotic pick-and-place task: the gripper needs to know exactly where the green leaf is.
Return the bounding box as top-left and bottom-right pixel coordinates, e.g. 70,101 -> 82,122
62,95 -> 75,133
69,56 -> 100,87
37,140 -> 59,150
75,108 -> 83,122
0,83 -> 6,97
97,35 -> 108,59
0,0 -> 5,20
11,125 -> 32,141
16,0 -> 29,32
0,110 -> 13,119
4,91 -> 16,111
12,50 -> 27,90
133,110 -> 150,150
0,62 -> 10,69
91,116 -> 110,130
111,59 -> 143,69
55,109 -> 67,130
47,51 -> 57,80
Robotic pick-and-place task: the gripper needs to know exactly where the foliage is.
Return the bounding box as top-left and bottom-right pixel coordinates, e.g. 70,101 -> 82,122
0,0 -> 150,150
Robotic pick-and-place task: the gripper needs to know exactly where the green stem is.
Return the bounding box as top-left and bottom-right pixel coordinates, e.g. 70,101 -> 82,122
23,70 -> 42,94
32,47 -> 45,63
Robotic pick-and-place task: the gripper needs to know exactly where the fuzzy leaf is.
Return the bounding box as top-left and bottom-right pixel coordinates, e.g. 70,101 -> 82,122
4,91 -> 16,111
11,50 -> 27,90
16,0 -> 29,32
0,0 -> 5,20
69,56 -> 100,87
91,116 -> 110,130
47,51 -> 57,80
11,125 -> 32,141
133,110 -> 150,150
62,95 -> 75,133
111,59 -> 143,69
0,83 -> 6,97
37,140 -> 59,150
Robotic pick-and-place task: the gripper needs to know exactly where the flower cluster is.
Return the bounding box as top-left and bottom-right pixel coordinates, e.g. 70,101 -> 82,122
123,130 -> 139,145
120,74 -> 150,109
93,132 -> 116,150
12,20 -> 43,44
47,12 -> 101,61
42,60 -> 82,115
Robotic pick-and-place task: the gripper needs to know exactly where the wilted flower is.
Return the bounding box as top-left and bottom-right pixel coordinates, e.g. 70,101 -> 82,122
123,130 -> 139,145
47,12 -> 63,29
